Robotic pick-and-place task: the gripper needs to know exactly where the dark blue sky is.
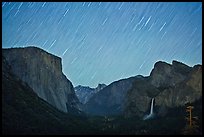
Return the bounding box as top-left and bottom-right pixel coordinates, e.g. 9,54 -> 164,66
2,2 -> 202,88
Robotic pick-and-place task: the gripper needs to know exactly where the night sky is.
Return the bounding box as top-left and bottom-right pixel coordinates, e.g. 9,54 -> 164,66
2,2 -> 202,88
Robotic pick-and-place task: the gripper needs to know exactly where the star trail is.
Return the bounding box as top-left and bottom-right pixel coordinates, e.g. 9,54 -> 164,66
2,2 -> 202,87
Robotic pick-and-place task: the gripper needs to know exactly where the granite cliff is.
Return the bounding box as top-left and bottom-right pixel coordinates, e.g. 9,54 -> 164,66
125,60 -> 202,117
2,47 -> 80,113
2,56 -> 91,134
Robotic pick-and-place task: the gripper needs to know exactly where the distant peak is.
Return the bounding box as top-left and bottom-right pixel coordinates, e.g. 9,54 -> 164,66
96,83 -> 106,89
75,85 -> 91,89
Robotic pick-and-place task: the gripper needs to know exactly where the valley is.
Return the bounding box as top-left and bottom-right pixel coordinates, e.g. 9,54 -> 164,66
2,47 -> 202,135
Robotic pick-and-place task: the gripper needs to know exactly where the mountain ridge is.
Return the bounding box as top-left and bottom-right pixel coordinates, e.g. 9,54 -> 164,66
83,60 -> 202,117
125,60 -> 202,117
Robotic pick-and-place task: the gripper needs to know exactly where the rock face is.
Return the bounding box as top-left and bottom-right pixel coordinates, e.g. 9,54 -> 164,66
2,56 -> 64,134
83,76 -> 138,115
75,84 -> 106,104
125,60 -> 202,118
2,56 -> 88,134
2,47 -> 79,113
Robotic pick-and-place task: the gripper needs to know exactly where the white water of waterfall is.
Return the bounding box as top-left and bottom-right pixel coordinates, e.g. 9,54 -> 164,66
150,98 -> 154,115
143,98 -> 155,120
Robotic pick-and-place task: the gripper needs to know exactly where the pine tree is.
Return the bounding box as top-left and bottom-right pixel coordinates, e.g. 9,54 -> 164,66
183,105 -> 199,134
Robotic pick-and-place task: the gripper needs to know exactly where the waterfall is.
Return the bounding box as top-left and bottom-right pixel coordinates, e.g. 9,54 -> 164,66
143,98 -> 155,120
150,98 -> 154,115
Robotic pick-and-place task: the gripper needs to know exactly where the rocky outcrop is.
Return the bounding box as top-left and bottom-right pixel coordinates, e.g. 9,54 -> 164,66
75,84 -> 106,104
125,60 -> 202,118
155,64 -> 202,107
2,47 -> 80,113
149,60 -> 192,88
83,76 -> 138,115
